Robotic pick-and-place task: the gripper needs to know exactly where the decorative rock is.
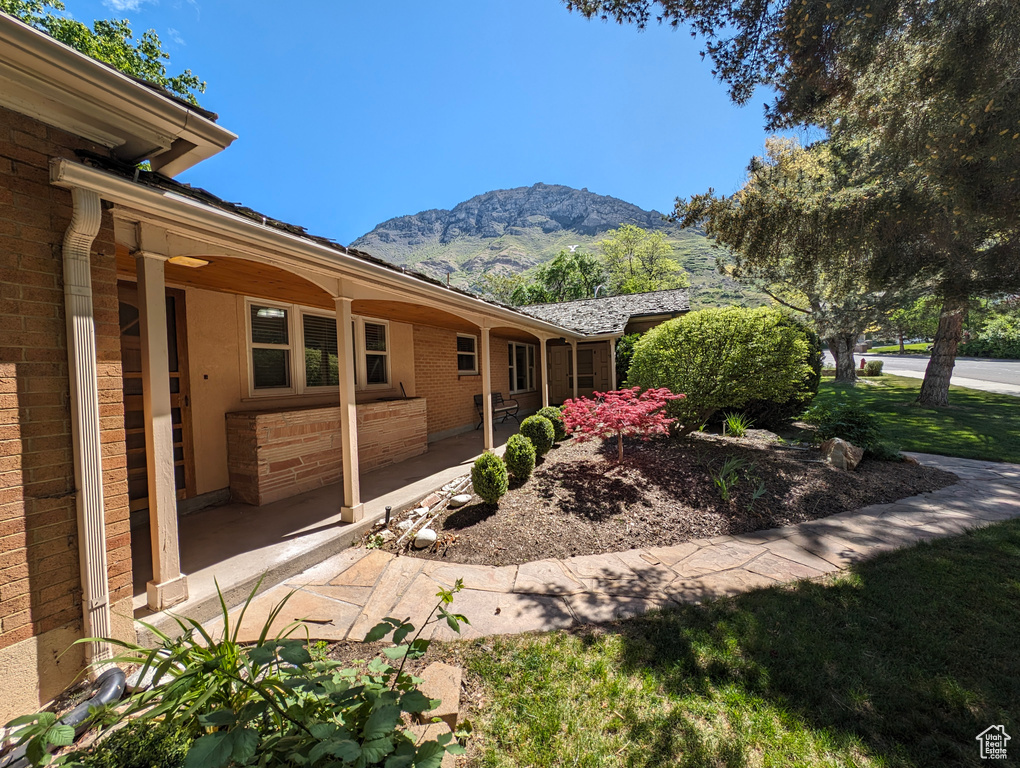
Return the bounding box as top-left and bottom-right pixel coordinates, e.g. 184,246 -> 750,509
376,518 -> 386,526
396,519 -> 415,532
413,528 -> 438,548
414,662 -> 463,728
449,493 -> 472,508
413,507 -> 429,517
820,438 -> 864,471
423,492 -> 444,508
378,529 -> 396,542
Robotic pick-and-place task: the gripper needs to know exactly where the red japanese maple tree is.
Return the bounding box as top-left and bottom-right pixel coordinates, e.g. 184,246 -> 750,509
561,387 -> 684,462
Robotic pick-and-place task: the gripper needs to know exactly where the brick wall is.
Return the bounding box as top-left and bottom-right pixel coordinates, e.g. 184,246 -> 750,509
225,398 -> 428,506
0,105 -> 130,653
413,325 -> 542,440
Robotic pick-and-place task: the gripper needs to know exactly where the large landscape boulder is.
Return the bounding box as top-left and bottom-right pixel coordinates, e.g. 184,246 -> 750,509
820,438 -> 864,471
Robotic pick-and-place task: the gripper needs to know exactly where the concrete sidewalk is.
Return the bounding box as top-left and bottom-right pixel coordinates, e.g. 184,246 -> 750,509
208,453 -> 1020,643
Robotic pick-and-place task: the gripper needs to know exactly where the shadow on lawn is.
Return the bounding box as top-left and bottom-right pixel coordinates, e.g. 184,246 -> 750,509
600,521 -> 1020,767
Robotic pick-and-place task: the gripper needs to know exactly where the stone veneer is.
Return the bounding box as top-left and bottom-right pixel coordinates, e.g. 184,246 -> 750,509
225,398 -> 427,506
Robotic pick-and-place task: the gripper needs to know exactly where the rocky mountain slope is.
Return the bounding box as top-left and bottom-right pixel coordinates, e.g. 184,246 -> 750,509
351,183 -> 765,308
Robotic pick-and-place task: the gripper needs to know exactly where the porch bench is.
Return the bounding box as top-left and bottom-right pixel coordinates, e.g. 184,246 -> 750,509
474,393 -> 520,429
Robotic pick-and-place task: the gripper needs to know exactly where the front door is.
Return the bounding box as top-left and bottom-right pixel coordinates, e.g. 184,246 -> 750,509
549,345 -> 570,403
118,282 -> 195,512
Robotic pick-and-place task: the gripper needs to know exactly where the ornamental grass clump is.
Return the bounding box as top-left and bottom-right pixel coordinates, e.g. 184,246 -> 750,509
562,387 -> 682,462
536,406 -> 567,442
471,450 -> 509,504
519,415 -> 555,458
504,433 -> 536,482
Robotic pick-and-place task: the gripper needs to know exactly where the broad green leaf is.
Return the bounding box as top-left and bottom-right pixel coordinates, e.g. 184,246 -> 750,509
198,709 -> 237,727
392,623 -> 413,645
446,744 -> 467,756
385,756 -> 414,768
364,622 -> 392,642
248,644 -> 277,666
46,724 -> 74,747
279,642 -> 312,666
361,737 -> 395,763
185,731 -> 233,768
230,728 -> 260,764
383,645 -> 409,660
309,722 -> 339,740
412,741 -> 446,768
445,615 -> 460,633
398,690 -> 436,714
361,704 -> 401,741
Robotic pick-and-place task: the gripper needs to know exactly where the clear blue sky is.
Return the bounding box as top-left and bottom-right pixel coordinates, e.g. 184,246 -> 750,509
72,0 -> 782,245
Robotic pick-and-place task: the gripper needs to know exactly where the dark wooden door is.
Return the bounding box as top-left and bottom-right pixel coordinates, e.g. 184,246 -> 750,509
118,281 -> 195,512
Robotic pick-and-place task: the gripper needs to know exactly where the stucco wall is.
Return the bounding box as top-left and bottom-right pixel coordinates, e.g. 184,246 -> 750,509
183,289 -> 417,496
0,105 -> 132,719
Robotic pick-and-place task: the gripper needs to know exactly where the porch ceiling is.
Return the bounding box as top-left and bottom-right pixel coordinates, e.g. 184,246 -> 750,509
351,300 -> 477,333
116,246 -> 335,310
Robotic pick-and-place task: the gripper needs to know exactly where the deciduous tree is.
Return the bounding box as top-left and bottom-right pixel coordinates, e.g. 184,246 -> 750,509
561,387 -> 681,462
2,0 -> 206,104
599,224 -> 689,294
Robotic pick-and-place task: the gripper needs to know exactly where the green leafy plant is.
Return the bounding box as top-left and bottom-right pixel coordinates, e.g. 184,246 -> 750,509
536,406 -> 567,442
471,451 -> 509,505
503,433 -> 536,482
365,533 -> 385,550
7,578 -> 471,768
863,360 -> 884,376
71,721 -> 191,768
628,307 -> 815,435
519,415 -> 555,458
709,456 -> 745,502
722,412 -> 753,438
803,398 -> 899,460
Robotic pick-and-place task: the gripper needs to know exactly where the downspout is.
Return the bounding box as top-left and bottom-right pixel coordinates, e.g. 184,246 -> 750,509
62,187 -> 112,669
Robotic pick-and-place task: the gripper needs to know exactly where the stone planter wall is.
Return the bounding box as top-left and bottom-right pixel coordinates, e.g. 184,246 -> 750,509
225,398 -> 427,506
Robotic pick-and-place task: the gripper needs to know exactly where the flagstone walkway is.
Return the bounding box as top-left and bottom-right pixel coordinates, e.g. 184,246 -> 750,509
214,453 -> 1020,644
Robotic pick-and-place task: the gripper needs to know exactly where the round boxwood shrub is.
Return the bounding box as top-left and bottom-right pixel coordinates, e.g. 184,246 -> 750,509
739,319 -> 823,429
471,450 -> 509,505
628,306 -> 815,435
536,406 -> 567,442
520,414 -> 555,457
504,433 -> 536,482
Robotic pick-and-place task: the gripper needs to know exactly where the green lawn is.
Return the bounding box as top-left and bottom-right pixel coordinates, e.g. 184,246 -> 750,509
813,375 -> 1020,463
867,343 -> 929,354
464,521 -> 1020,767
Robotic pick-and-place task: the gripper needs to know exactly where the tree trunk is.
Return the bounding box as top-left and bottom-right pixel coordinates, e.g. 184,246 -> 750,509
917,296 -> 967,407
898,332 -> 905,353
834,334 -> 858,383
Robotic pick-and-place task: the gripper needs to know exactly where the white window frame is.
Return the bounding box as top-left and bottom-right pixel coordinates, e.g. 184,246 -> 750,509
355,316 -> 391,390
246,299 -> 297,396
245,299 -> 392,397
456,333 -> 478,375
300,309 -> 341,392
508,341 -> 536,394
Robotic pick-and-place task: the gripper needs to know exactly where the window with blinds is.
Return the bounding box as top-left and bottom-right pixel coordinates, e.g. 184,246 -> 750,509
457,334 -> 477,373
364,322 -> 388,385
302,314 -> 338,388
250,304 -> 291,390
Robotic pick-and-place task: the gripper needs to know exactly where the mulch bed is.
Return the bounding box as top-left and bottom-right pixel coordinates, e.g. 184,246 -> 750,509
384,432 -> 958,567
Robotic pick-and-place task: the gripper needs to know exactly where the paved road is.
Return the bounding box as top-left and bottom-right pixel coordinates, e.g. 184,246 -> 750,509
824,352 -> 1020,396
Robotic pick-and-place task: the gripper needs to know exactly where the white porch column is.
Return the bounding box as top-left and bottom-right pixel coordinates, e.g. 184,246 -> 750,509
136,252 -> 188,611
480,326 -> 494,451
335,297 -> 364,522
570,340 -> 579,400
609,338 -> 618,390
539,336 -> 550,408
62,187 -> 112,666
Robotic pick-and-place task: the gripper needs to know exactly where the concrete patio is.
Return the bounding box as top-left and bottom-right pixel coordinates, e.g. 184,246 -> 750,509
203,453 -> 1020,643
130,419 -> 521,631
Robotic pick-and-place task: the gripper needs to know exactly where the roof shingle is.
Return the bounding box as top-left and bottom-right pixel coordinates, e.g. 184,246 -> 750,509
522,289 -> 690,335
